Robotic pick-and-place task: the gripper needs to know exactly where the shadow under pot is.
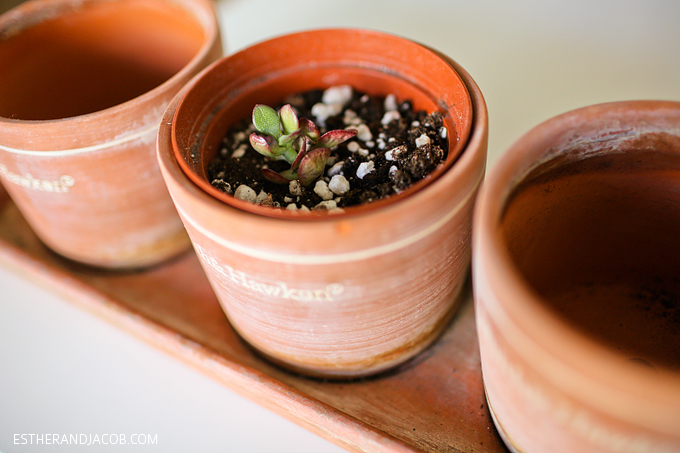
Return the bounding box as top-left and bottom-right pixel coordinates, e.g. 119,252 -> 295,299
0,0 -> 222,268
157,29 -> 488,378
473,100 -> 680,452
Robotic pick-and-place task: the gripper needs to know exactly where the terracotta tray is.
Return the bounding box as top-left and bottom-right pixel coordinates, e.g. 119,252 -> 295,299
0,185 -> 508,453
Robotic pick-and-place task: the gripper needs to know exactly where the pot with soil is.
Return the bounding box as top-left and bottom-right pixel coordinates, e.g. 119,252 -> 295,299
0,0 -> 222,268
473,101 -> 680,452
157,29 -> 488,378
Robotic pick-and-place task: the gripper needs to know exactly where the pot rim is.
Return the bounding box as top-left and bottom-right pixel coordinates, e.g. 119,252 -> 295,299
169,27 -> 474,221
473,99 -> 680,429
157,34 -> 487,235
0,0 -> 220,143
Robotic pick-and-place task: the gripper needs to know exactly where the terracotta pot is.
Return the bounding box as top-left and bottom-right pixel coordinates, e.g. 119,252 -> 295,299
0,0 -> 222,268
157,29 -> 488,378
473,101 -> 680,452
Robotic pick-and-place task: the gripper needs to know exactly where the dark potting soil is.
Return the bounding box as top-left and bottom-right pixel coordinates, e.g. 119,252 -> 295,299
207,86 -> 451,212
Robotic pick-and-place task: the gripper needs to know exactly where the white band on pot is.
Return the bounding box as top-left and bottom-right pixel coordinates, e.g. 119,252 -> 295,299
0,122 -> 158,156
175,171 -> 482,265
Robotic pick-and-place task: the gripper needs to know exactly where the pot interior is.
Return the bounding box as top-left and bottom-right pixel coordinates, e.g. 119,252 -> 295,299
500,130 -> 680,372
199,66 -> 454,176
0,0 -> 205,120
171,29 -> 472,218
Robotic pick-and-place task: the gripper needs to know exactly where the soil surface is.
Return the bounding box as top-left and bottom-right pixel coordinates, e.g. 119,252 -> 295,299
208,86 -> 451,212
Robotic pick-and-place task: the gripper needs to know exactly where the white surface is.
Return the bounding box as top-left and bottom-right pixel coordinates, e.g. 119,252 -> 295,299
2,0 -> 680,452
0,267 -> 347,453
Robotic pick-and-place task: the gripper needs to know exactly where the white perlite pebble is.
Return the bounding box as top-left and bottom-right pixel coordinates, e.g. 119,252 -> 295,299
286,203 -> 298,211
415,134 -> 431,148
385,149 -> 395,161
231,144 -> 247,158
256,190 -> 269,204
356,161 -> 375,179
212,179 -> 232,194
381,110 -> 401,125
343,109 -> 362,126
440,127 -> 448,139
347,141 -> 360,153
327,161 -> 344,177
234,185 -> 257,203
299,205 -> 310,213
289,180 -> 303,196
314,199 -> 337,210
328,175 -> 350,195
354,123 -> 372,142
389,165 -> 399,176
311,102 -> 343,126
314,180 -> 334,201
233,131 -> 246,142
347,146 -> 368,156
322,85 -> 353,105
384,94 -> 398,112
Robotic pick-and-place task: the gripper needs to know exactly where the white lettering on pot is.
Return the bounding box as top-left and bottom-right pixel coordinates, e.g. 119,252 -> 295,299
0,165 -> 75,193
194,243 -> 345,302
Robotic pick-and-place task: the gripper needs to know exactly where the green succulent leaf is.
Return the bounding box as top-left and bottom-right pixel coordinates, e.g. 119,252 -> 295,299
281,146 -> 299,165
298,147 -> 331,186
279,104 -> 299,135
278,129 -> 301,147
278,168 -> 297,181
252,104 -> 282,138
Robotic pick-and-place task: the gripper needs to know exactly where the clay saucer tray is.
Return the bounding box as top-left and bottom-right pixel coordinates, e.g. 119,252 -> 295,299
0,185 -> 508,453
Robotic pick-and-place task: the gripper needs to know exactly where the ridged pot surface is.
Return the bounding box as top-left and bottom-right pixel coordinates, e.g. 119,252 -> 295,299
473,101 -> 680,452
0,0 -> 222,268
158,29 -> 488,377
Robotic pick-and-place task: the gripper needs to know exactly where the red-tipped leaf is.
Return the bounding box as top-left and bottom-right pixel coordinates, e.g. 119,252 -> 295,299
261,168 -> 293,185
249,133 -> 277,158
298,147 -> 331,186
291,139 -> 307,171
299,118 -> 320,142
317,129 -> 357,148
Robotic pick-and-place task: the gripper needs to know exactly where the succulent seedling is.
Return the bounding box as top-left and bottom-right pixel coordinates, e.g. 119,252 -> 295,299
249,104 -> 356,186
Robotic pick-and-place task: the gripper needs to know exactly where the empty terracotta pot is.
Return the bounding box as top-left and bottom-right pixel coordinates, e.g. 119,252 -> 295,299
157,29 -> 488,377
473,101 -> 680,452
0,0 -> 222,268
